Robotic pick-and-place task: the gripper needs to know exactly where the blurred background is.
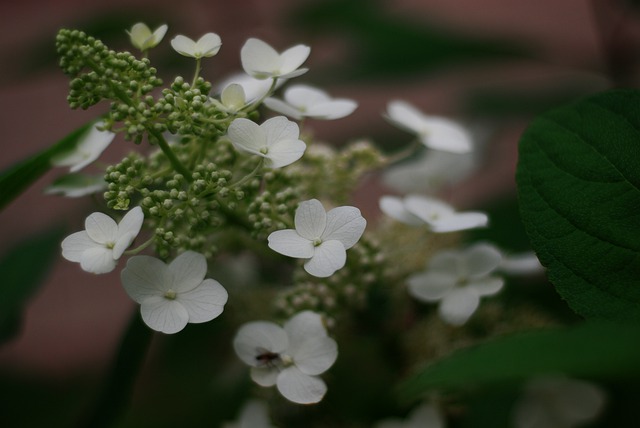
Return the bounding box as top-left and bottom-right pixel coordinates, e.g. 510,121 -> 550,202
1,0 -> 639,426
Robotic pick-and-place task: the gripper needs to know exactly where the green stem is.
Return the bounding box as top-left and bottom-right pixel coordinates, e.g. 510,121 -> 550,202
148,128 -> 193,181
124,237 -> 155,255
78,312 -> 153,428
383,139 -> 422,166
229,159 -> 263,189
241,77 -> 278,113
191,58 -> 202,87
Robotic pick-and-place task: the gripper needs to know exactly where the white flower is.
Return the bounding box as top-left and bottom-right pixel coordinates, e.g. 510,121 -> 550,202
227,116 -> 306,168
385,101 -> 472,153
375,403 -> 446,428
121,251 -> 228,334
268,199 -> 366,278
210,83 -> 247,113
171,33 -> 222,59
264,84 -> 357,120
127,23 -> 168,51
379,195 -> 488,233
407,243 -> 504,325
61,207 -> 144,274
45,173 -> 106,198
241,38 -> 310,80
51,121 -> 115,172
233,311 -> 338,404
513,376 -> 606,428
223,400 -> 276,428
217,72 -> 286,104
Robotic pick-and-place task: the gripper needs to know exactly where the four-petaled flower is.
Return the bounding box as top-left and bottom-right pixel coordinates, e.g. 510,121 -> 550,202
51,121 -> 115,172
171,33 -> 222,59
268,199 -> 366,278
227,116 -> 306,168
61,207 -> 144,274
127,23 -> 168,51
379,194 -> 488,233
264,84 -> 357,120
121,251 -> 228,334
407,243 -> 504,325
241,38 -> 310,80
233,311 -> 338,404
385,100 -> 472,153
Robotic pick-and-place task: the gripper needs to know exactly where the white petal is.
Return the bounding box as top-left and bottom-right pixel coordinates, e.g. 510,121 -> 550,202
128,23 -> 152,50
177,278 -> 228,323
195,32 -> 222,57
112,231 -> 136,260
279,44 -> 311,75
228,118 -> 266,155
84,212 -> 118,244
276,68 -> 309,80
407,404 -> 446,428
53,122 -> 115,172
121,255 -> 168,302
262,116 -> 300,147
438,288 -> 480,325
285,85 -> 328,107
276,366 -> 327,404
304,240 -> 346,278
428,250 -> 461,274
283,311 -> 327,343
263,97 -> 304,120
241,38 -> 280,79
430,212 -> 488,233
168,251 -> 207,292
421,116 -> 473,153
140,295 -> 189,334
468,277 -> 504,297
268,229 -> 314,258
306,100 -> 357,120
80,246 -> 116,274
250,366 -> 279,387
295,199 -> 327,240
234,399 -> 273,428
220,83 -> 246,110
61,231 -> 97,262
379,196 -> 424,226
150,25 -> 168,46
265,138 -> 306,168
385,100 -> 428,134
233,321 -> 288,366
291,336 -> 338,376
323,206 -> 366,249
171,35 -> 196,57
404,195 -> 454,225
500,252 -> 544,275
463,242 -> 502,278
407,271 -> 456,302
117,206 -> 144,240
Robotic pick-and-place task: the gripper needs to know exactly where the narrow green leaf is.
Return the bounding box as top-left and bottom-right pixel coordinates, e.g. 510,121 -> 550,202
0,227 -> 65,343
398,322 -> 640,401
516,89 -> 640,323
0,121 -> 95,211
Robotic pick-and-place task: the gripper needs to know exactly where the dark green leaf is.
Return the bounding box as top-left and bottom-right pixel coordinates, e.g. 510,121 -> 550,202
0,121 -> 95,211
0,227 -> 65,343
516,89 -> 640,323
398,322 -> 640,401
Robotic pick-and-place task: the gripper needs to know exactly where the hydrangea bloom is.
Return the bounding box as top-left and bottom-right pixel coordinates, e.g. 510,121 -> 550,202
227,116 -> 306,168
209,83 -> 247,113
222,400 -> 276,428
61,206 -> 143,274
127,23 -> 167,51
264,84 -> 357,120
268,199 -> 366,277
375,403 -> 446,428
379,195 -> 488,233
51,121 -> 115,172
512,376 -> 606,428
407,243 -> 504,325
233,311 -> 338,404
385,100 -> 472,153
171,33 -> 222,59
240,38 -> 310,80
121,251 -> 228,334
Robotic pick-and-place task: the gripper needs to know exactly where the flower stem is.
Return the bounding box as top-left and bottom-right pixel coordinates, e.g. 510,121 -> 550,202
191,58 -> 202,87
77,311 -> 153,428
229,159 -> 263,189
148,128 -> 193,181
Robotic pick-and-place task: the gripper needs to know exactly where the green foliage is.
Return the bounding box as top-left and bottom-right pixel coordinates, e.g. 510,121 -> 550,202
0,120 -> 94,211
398,322 -> 640,401
516,89 -> 640,323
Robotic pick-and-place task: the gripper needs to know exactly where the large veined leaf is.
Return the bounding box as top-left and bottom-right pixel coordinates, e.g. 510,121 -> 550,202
398,322 -> 640,400
0,120 -> 95,211
516,89 -> 640,323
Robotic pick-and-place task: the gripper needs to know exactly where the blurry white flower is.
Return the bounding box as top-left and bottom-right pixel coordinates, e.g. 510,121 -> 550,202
45,173 -> 106,198
233,311 -> 338,404
499,251 -> 544,275
51,121 -> 115,172
171,33 -> 222,59
407,243 -> 504,325
121,251 -> 228,334
264,84 -> 357,120
127,23 -> 168,51
241,38 -> 310,80
223,400 -> 276,428
227,116 -> 306,168
268,199 -> 366,277
513,376 -> 606,428
61,206 -> 143,274
386,101 -> 472,153
379,195 -> 488,233
375,403 -> 446,428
